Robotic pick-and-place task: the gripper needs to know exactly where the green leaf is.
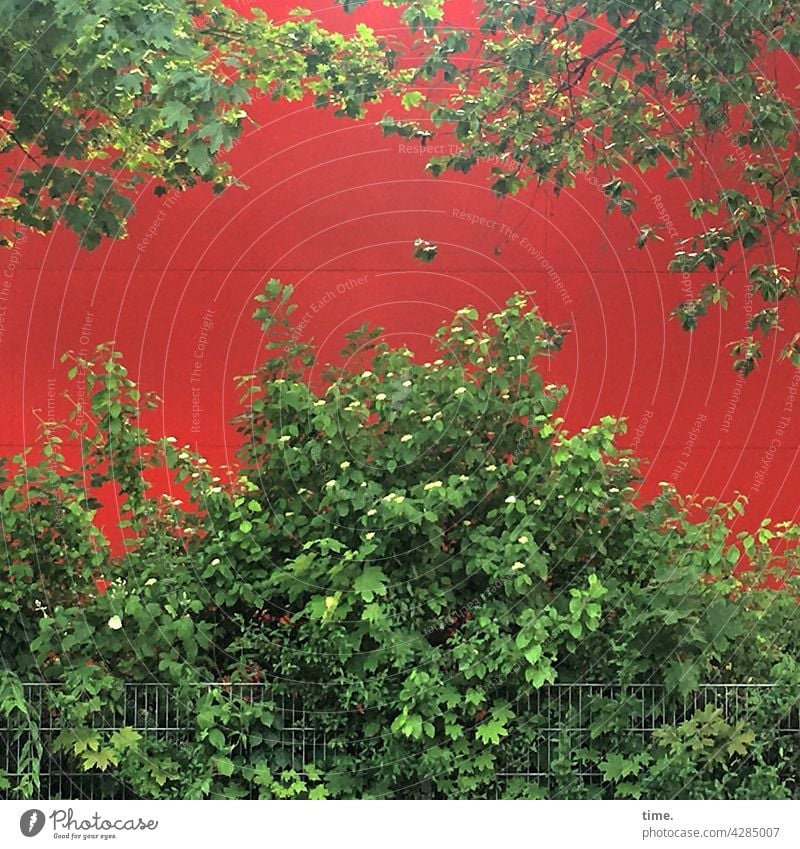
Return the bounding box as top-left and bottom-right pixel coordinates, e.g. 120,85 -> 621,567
108,727 -> 142,752
214,756 -> 236,777
207,728 -> 226,750
726,725 -> 755,757
56,728 -> 101,755
160,101 -> 194,132
82,748 -> 119,771
665,660 -> 700,696
353,567 -> 388,602
401,91 -> 425,110
475,717 -> 509,745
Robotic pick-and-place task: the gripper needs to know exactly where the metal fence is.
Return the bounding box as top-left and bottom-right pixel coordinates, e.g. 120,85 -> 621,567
2,682 -> 798,799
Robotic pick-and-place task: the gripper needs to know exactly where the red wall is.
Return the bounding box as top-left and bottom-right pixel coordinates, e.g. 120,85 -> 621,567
3,1 -> 799,526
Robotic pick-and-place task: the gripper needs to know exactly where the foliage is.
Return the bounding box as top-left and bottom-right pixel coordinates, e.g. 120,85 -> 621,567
359,0 -> 800,372
0,0 -> 393,247
1,280 -> 799,798
5,1 -> 799,369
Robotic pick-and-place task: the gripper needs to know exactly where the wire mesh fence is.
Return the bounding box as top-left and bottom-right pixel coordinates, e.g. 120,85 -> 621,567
2,682 -> 798,799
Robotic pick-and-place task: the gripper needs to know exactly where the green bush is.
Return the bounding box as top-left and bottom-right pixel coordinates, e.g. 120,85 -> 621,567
1,281 -> 799,799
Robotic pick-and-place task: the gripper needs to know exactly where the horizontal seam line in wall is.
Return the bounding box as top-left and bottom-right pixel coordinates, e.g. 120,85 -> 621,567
16,267 -> 683,274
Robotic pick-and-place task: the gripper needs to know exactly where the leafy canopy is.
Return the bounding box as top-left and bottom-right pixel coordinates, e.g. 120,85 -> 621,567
0,0 -> 392,247
369,0 -> 800,373
4,0 -> 799,369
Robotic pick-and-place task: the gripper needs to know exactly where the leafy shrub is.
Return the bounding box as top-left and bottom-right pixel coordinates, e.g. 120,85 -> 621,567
1,281 -> 799,799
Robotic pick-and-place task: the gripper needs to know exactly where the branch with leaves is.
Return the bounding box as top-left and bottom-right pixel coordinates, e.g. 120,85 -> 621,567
0,0 -> 396,248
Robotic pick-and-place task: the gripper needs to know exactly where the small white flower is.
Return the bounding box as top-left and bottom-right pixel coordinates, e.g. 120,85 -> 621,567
476,356 -> 484,363
518,535 -> 529,544
434,359 -> 444,365
422,415 -> 432,422
396,495 -> 405,503
274,379 -> 286,384
511,562 -> 525,571
459,475 -> 470,482
285,512 -> 294,517
424,481 -> 443,490
376,393 -> 387,401
382,494 -> 396,502
209,486 -> 222,493
166,436 -> 177,443
315,399 -> 326,406
533,499 -> 542,506
505,495 -> 517,504
487,366 -> 497,374
340,461 -> 351,470
278,435 -> 291,443
454,387 -> 467,396
298,488 -> 309,495
402,380 -> 412,387
367,508 -> 377,516
486,464 -> 497,472
400,434 -> 413,443
463,520 -> 472,526
464,338 -> 475,346
361,370 -> 373,378
609,487 -> 619,493
452,326 -> 463,333
144,578 -> 157,586
501,393 -> 510,399
178,452 -> 190,460
365,532 -> 375,540
325,480 -> 337,488
211,558 -> 221,566
360,481 -> 367,487
433,411 -> 443,420
516,355 -> 525,361
108,615 -> 123,631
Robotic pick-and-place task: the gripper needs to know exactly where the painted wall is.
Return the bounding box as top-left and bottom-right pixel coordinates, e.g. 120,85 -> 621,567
4,1 -> 799,528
